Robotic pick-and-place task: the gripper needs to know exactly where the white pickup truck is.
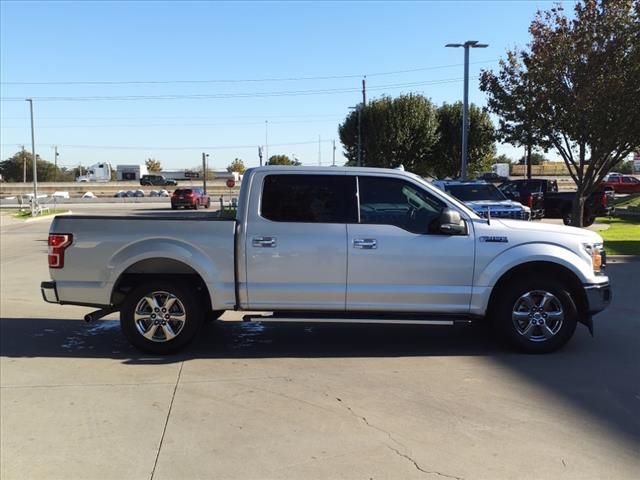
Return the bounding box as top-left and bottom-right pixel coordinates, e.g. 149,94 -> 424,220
41,166 -> 611,354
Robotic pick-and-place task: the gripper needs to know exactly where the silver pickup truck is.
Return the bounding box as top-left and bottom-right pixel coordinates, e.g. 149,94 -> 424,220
42,166 -> 611,354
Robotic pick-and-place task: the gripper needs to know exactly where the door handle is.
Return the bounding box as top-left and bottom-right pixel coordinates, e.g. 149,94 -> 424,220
252,236 -> 277,248
353,238 -> 377,249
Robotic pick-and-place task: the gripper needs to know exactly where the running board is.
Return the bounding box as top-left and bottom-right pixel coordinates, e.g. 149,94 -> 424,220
242,313 -> 476,326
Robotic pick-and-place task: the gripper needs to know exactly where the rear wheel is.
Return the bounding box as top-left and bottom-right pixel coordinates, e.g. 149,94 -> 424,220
491,276 -> 578,353
120,280 -> 203,354
193,201 -> 199,210
205,198 -> 211,209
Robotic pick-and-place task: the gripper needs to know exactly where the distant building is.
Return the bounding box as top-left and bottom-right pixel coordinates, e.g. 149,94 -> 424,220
161,170 -> 241,181
117,164 -> 148,181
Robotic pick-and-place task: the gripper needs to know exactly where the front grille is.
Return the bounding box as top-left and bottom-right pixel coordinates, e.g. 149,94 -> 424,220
477,209 -> 529,220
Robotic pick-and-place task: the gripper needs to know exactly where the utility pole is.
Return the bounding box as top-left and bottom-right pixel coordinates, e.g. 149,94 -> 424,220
362,77 -> 366,105
265,120 -> 269,164
318,135 -> 321,166
21,145 -> 26,183
26,98 -> 38,214
54,145 -> 59,182
258,146 -> 263,166
332,139 -> 336,166
357,106 -> 362,167
202,152 -> 209,194
445,40 -> 488,180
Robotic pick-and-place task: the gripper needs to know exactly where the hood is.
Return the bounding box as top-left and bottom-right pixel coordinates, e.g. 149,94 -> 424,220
494,218 -> 603,242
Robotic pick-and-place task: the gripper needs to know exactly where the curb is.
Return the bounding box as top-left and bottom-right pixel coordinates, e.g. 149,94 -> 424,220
24,210 -> 73,223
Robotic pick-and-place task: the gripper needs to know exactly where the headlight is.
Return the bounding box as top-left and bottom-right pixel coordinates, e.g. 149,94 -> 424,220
583,243 -> 605,274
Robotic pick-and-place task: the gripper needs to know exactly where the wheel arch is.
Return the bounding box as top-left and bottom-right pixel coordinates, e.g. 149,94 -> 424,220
110,257 -> 212,312
487,261 -> 588,317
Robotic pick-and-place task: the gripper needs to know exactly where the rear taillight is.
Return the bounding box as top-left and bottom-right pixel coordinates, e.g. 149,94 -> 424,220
527,195 -> 534,208
48,234 -> 73,268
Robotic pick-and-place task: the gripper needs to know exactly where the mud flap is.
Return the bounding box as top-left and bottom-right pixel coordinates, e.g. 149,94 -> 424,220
579,315 -> 594,337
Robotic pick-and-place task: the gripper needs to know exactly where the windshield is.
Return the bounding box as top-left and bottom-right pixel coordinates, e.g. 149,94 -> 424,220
445,184 -> 507,202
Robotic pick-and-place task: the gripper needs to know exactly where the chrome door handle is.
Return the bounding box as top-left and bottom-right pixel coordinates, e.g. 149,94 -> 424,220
252,236 -> 277,248
353,238 -> 377,249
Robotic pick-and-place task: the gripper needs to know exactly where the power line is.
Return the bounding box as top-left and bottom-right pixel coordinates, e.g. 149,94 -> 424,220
1,60 -> 496,86
1,139 -> 336,151
0,78 -> 462,102
0,113 -> 343,120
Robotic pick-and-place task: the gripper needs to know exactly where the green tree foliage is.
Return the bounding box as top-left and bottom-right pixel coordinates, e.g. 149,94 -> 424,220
493,154 -> 514,164
145,158 -> 162,172
266,154 -> 300,166
0,150 -> 72,182
227,158 -> 246,174
339,94 -> 439,175
517,152 -> 547,165
431,102 -> 496,178
480,0 -> 640,226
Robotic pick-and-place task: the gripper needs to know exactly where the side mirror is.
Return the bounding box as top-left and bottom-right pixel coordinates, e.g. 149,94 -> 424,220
439,208 -> 466,235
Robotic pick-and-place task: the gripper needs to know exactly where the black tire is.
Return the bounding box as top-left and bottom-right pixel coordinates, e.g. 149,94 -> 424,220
491,276 -> 578,353
193,201 -> 199,210
562,208 -> 573,226
120,280 -> 203,354
583,216 -> 596,227
171,205 -> 177,210
205,198 -> 211,209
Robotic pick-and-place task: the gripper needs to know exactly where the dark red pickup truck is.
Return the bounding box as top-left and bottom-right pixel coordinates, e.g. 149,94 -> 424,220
499,179 -> 614,226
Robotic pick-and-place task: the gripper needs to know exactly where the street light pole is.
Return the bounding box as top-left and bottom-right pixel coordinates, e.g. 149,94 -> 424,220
202,152 -> 209,194
26,98 -> 38,214
445,40 -> 488,180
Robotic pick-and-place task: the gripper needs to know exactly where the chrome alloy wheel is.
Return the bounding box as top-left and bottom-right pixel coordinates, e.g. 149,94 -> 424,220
512,290 -> 564,342
134,291 -> 186,342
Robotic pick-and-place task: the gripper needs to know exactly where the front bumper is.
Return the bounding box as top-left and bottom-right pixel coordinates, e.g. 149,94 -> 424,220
41,281 -> 59,304
583,282 -> 612,314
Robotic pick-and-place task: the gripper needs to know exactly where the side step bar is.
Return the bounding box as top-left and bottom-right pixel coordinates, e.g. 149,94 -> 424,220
242,313 -> 476,326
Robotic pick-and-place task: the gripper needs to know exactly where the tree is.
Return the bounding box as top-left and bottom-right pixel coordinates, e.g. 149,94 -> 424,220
266,154 -> 300,166
494,154 -> 514,164
431,102 -> 496,178
481,0 -> 640,226
227,158 -> 246,174
480,51 -> 543,179
145,158 -> 162,172
339,94 -> 439,175
0,150 -> 69,182
517,152 -> 547,165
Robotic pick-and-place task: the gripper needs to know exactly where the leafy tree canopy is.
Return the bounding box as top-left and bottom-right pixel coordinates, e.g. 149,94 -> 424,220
227,158 -> 246,174
517,152 -> 548,165
266,154 -> 300,166
431,101 -> 496,178
145,158 -> 162,172
0,150 -> 73,182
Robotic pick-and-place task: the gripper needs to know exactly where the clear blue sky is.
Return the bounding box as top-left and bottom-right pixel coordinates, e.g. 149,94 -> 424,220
0,0 -> 557,171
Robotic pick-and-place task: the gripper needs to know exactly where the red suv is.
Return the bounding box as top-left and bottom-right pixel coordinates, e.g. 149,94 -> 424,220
601,174 -> 640,194
171,188 -> 211,210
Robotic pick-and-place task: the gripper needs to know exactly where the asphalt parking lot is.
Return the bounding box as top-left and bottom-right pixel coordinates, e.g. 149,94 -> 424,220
1,205 -> 639,480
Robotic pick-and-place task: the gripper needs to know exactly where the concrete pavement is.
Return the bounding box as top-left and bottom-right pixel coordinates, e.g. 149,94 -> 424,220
1,206 -> 639,479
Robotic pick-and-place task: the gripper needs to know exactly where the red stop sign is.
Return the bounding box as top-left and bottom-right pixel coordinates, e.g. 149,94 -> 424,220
226,178 -> 235,188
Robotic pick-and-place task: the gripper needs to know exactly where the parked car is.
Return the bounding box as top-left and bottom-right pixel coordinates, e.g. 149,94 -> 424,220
171,187 -> 210,209
140,174 -> 178,186
134,190 -> 145,198
113,190 -> 126,198
432,180 -> 532,220
496,179 -> 546,219
41,166 -> 611,355
498,179 -> 614,227
601,174 -> 640,194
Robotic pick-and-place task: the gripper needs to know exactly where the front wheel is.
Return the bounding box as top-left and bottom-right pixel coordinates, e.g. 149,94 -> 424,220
120,280 -> 203,354
205,198 -> 211,209
491,276 -> 578,353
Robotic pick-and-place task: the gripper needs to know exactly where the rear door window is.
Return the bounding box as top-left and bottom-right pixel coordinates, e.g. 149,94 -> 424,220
261,174 -> 357,223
